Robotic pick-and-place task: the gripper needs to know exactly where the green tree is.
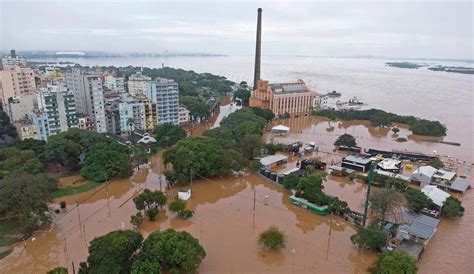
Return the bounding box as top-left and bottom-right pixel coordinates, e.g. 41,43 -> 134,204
282,174 -> 299,190
442,197 -> 464,218
133,189 -> 167,221
238,134 -> 262,159
154,123 -> 187,148
296,175 -> 331,206
429,157 -> 444,169
47,267 -> 68,274
404,188 -> 432,213
131,257 -> 161,274
0,171 -> 57,232
79,230 -> 143,274
334,134 -> 357,147
0,147 -> 44,175
139,229 -> 206,274
329,198 -> 348,215
391,127 -> 400,135
369,189 -> 402,222
368,250 -> 417,274
169,199 -> 186,213
264,143 -> 282,155
258,226 -> 286,250
163,137 -> 246,183
351,227 -> 388,251
234,88 -> 251,106
130,212 -> 144,229
14,138 -> 47,162
80,142 -> 132,182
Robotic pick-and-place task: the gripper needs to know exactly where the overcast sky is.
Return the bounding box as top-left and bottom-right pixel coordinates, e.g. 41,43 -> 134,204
1,0 -> 472,59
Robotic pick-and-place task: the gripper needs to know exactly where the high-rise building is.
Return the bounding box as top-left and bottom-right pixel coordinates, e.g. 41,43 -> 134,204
105,75 -> 125,93
1,50 -> 27,69
27,110 -> 49,141
0,66 -> 36,109
37,83 -> 78,135
128,71 -> 152,97
7,94 -> 37,122
105,93 -> 149,134
249,79 -> 318,116
147,78 -> 179,125
65,68 -> 107,133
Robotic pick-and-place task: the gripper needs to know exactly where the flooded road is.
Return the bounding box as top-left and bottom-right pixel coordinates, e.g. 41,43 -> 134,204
0,155 -> 375,273
1,102 -> 472,273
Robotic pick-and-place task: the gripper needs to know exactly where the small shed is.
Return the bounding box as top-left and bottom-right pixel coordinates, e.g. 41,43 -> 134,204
377,158 -> 402,173
178,188 -> 191,201
259,154 -> 288,168
271,125 -> 290,134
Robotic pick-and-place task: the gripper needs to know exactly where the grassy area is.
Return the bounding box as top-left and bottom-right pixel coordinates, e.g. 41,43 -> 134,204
0,219 -> 23,260
51,181 -> 101,199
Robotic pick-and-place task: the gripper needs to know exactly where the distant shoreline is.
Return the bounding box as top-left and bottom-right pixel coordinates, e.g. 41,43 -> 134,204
386,61 -> 474,74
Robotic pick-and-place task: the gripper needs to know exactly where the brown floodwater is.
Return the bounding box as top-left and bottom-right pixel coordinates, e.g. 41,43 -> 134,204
1,104 -> 472,273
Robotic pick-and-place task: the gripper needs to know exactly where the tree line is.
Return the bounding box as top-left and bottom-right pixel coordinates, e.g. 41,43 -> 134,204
315,109 -> 447,136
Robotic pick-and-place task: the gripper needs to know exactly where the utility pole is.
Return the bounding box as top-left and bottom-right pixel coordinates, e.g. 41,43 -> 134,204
105,171 -> 111,217
362,162 -> 375,227
253,188 -> 256,211
190,169 -> 193,191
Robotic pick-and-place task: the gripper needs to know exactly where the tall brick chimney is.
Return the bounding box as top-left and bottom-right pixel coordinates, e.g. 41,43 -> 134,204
253,8 -> 262,90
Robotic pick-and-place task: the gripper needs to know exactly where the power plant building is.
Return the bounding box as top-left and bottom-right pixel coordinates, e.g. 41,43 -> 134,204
249,79 -> 318,116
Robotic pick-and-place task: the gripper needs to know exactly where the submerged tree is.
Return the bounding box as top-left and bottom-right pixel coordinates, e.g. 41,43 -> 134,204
404,188 -> 432,213
258,226 -> 287,250
442,197 -> 464,218
351,227 -> 388,251
368,250 -> 417,274
334,134 -> 357,147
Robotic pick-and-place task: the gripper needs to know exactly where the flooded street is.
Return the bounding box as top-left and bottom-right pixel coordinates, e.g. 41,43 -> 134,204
1,102 -> 473,273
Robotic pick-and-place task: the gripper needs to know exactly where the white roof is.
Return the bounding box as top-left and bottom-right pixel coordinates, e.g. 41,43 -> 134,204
260,154 -> 288,166
433,169 -> 456,180
413,166 -> 438,178
421,185 -> 450,207
271,125 -> 290,132
377,159 -> 401,170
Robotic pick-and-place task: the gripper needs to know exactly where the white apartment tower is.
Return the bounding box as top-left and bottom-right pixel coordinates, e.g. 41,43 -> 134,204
128,71 -> 152,97
65,68 -> 107,133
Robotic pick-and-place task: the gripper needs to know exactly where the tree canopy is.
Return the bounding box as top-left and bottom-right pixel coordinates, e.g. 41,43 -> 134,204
258,226 -> 287,250
80,142 -> 132,182
163,137 -> 246,183
79,230 -> 143,274
0,171 -> 57,232
316,108 -> 447,137
368,250 -> 417,274
334,134 -> 357,147
442,197 -> 464,218
138,228 -> 206,274
133,189 -> 167,221
351,227 -> 388,251
154,123 -> 187,148
404,188 -> 432,213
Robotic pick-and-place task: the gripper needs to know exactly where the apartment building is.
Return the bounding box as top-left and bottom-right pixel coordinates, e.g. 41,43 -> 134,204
105,75 -> 125,93
37,83 -> 78,135
14,120 -> 38,140
128,71 -> 151,97
1,50 -> 27,69
65,68 -> 106,133
0,66 -> 36,110
27,110 -> 49,141
178,105 -> 190,124
7,94 -> 36,122
147,78 -> 179,125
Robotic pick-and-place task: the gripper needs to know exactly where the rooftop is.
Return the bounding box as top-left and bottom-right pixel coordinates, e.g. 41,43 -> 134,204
343,155 -> 373,165
259,154 -> 288,166
400,211 -> 440,240
377,158 -> 401,170
269,79 -> 312,94
450,178 -> 470,192
433,169 -> 457,180
413,165 -> 438,178
421,185 -> 450,207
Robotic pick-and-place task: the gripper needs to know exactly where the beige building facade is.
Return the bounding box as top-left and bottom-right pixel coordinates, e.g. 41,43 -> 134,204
249,79 -> 318,116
